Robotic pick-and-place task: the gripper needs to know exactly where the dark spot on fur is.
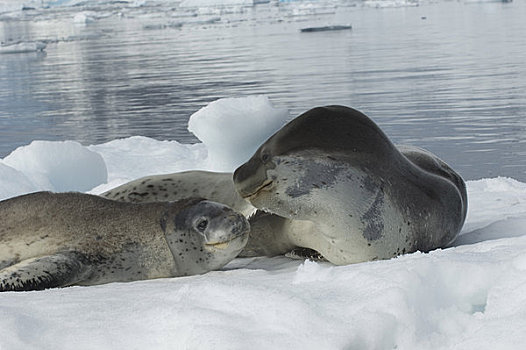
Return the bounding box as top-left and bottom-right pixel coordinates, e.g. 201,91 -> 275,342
285,161 -> 345,198
362,176 -> 378,193
361,190 -> 385,241
160,215 -> 167,233
129,192 -> 149,197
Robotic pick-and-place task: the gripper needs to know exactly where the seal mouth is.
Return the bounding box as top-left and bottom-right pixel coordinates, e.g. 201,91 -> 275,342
240,180 -> 273,199
204,242 -> 230,250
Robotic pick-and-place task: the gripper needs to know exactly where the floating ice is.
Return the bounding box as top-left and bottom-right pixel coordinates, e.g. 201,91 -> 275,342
179,0 -> 254,8
300,25 -> 352,32
0,162 -> 37,200
364,0 -> 420,8
2,140 -> 107,193
73,12 -> 96,24
0,41 -> 46,54
188,95 -> 289,171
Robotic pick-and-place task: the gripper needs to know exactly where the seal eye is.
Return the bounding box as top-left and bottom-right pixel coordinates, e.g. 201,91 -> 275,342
196,218 -> 208,233
261,153 -> 270,163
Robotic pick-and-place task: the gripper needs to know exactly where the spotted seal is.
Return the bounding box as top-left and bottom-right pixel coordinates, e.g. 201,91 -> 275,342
233,105 -> 467,265
0,192 -> 249,291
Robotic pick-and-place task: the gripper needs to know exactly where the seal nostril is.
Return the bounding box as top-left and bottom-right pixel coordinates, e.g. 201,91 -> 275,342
230,217 -> 248,237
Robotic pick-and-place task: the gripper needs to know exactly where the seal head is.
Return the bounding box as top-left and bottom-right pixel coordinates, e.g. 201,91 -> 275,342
234,105 -> 467,265
163,199 -> 250,276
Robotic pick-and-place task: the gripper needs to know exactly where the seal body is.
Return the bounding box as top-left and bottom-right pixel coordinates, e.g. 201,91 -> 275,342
103,171 -> 256,217
0,192 -> 249,291
233,105 -> 467,265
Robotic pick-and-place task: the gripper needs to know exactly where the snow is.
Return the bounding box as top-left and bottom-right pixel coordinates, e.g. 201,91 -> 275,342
1,96 -> 526,349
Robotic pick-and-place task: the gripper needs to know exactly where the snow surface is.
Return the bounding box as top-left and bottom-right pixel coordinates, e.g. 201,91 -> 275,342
1,96 -> 526,349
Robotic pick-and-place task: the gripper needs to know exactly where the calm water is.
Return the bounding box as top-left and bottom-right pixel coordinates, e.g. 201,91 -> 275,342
1,0 -> 525,181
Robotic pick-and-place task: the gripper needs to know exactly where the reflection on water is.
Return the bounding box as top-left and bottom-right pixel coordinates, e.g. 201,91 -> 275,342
0,0 -> 525,181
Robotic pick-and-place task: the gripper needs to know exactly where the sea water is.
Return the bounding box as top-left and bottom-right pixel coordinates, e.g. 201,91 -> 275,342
1,0 -> 525,181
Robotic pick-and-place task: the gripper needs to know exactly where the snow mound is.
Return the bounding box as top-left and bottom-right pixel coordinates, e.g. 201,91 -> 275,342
2,140 -> 107,193
455,177 -> 526,246
188,95 -> 289,171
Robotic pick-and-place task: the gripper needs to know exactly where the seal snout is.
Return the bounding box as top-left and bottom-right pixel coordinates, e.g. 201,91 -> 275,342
233,157 -> 271,199
239,180 -> 274,199
204,211 -> 250,249
229,213 -> 250,237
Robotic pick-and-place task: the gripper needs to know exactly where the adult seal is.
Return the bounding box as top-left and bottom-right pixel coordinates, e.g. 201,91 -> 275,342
233,105 -> 467,265
0,192 -> 249,291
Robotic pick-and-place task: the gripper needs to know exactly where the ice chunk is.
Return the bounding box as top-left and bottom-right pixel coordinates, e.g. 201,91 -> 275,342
0,41 -> 46,54
180,0 -> 254,8
0,161 -> 37,200
188,96 -> 289,171
3,140 -> 107,193
73,12 -> 96,25
88,136 -> 208,183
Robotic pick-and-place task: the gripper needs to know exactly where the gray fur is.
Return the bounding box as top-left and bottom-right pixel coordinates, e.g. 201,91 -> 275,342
0,192 -> 249,291
233,105 -> 467,265
103,171 -> 256,217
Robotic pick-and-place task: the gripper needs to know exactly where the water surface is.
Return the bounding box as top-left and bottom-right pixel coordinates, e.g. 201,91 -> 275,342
1,0 -> 525,181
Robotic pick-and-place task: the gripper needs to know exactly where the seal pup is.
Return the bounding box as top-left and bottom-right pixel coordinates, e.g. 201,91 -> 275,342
233,105 -> 467,265
0,192 -> 249,291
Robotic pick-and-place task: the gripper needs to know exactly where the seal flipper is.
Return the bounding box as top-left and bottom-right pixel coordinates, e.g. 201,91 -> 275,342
0,252 -> 92,292
285,248 -> 327,262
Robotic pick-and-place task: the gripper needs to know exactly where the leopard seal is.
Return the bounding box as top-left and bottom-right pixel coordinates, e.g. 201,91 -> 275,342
0,192 -> 249,291
233,105 -> 467,265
